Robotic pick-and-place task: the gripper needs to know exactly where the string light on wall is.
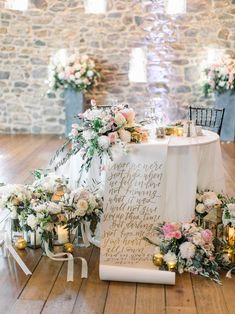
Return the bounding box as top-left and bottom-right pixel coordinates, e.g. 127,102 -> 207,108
128,48 -> 147,83
5,0 -> 28,11
165,0 -> 186,15
84,0 -> 107,14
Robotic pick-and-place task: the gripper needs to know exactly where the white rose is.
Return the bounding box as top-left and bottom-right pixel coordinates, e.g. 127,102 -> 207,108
27,214 -> 38,230
75,72 -> 81,78
88,195 -> 98,209
58,72 -> 65,80
227,203 -> 235,211
218,81 -> 226,87
195,203 -> 206,214
202,192 -> 221,207
75,199 -> 88,216
119,129 -> 131,143
49,203 -> 62,214
163,251 -> 177,264
179,242 -> 196,259
192,233 -> 205,246
98,136 -> 110,150
87,70 -> 94,77
82,130 -> 94,141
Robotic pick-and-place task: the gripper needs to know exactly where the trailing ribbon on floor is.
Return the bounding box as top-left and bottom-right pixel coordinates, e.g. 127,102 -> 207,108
44,241 -> 88,282
226,267 -> 235,279
0,218 -> 32,276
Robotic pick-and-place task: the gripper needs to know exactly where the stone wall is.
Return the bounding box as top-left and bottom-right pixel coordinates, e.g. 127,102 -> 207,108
0,0 -> 235,134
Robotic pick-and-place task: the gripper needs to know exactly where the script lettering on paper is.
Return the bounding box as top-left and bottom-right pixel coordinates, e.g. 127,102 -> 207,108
101,160 -> 165,265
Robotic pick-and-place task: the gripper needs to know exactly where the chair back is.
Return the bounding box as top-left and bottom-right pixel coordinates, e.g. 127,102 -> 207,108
189,106 -> 225,135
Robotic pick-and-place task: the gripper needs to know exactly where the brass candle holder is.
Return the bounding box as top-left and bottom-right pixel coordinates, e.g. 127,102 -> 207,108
153,253 -> 164,267
15,237 -> 27,250
227,248 -> 235,263
63,243 -> 74,254
167,261 -> 177,272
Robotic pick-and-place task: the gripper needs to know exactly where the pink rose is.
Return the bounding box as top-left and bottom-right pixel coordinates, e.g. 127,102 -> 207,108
71,128 -> 78,136
174,230 -> 182,239
163,223 -> 175,234
120,109 -> 135,127
201,229 -> 213,243
163,223 -> 181,240
108,132 -> 118,144
164,232 -> 176,240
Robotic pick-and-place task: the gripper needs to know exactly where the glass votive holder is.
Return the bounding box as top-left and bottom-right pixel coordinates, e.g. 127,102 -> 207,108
176,127 -> 184,137
156,127 -> 165,139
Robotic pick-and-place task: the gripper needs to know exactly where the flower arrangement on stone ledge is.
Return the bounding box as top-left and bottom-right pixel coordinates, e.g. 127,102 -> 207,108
0,172 -> 103,250
203,59 -> 235,96
51,100 -> 149,172
145,222 -> 231,284
47,53 -> 100,93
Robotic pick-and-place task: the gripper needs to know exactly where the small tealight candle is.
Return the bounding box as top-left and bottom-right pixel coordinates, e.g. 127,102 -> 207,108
176,127 -> 184,137
167,261 -> 177,272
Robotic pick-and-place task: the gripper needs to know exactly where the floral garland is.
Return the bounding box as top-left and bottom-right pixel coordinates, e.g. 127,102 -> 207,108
145,222 -> 231,283
47,53 -> 100,93
203,59 -> 235,96
0,172 -> 103,248
145,190 -> 235,283
51,101 -> 149,173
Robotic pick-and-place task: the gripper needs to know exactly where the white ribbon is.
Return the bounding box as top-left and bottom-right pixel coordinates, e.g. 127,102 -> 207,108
226,267 -> 235,279
81,222 -> 91,248
82,221 -> 101,248
0,218 -> 32,276
44,241 -> 88,282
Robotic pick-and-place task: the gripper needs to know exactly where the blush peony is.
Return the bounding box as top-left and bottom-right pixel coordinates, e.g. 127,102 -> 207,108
179,242 -> 196,259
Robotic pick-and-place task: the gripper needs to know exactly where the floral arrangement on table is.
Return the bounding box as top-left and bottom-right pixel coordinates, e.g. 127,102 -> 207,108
145,222 -> 231,283
194,191 -> 222,216
51,100 -> 149,172
203,59 -> 235,96
47,53 -> 100,93
0,172 -> 103,250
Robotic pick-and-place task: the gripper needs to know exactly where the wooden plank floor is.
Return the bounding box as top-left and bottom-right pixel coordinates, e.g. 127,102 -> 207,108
0,134 -> 234,314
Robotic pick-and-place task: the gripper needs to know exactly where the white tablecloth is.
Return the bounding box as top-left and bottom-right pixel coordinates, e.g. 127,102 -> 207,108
58,130 -> 225,222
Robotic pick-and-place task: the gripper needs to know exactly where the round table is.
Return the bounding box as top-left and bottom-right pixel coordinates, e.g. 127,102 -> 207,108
162,130 -> 224,221
58,130 -> 225,222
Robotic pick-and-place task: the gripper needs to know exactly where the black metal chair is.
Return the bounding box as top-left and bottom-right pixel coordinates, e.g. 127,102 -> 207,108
189,106 -> 225,135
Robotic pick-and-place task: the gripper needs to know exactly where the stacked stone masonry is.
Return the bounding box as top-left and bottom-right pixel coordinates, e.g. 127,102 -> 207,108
0,0 -> 235,134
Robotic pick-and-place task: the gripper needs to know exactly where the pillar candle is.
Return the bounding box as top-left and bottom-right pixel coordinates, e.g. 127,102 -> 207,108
57,226 -> 69,244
